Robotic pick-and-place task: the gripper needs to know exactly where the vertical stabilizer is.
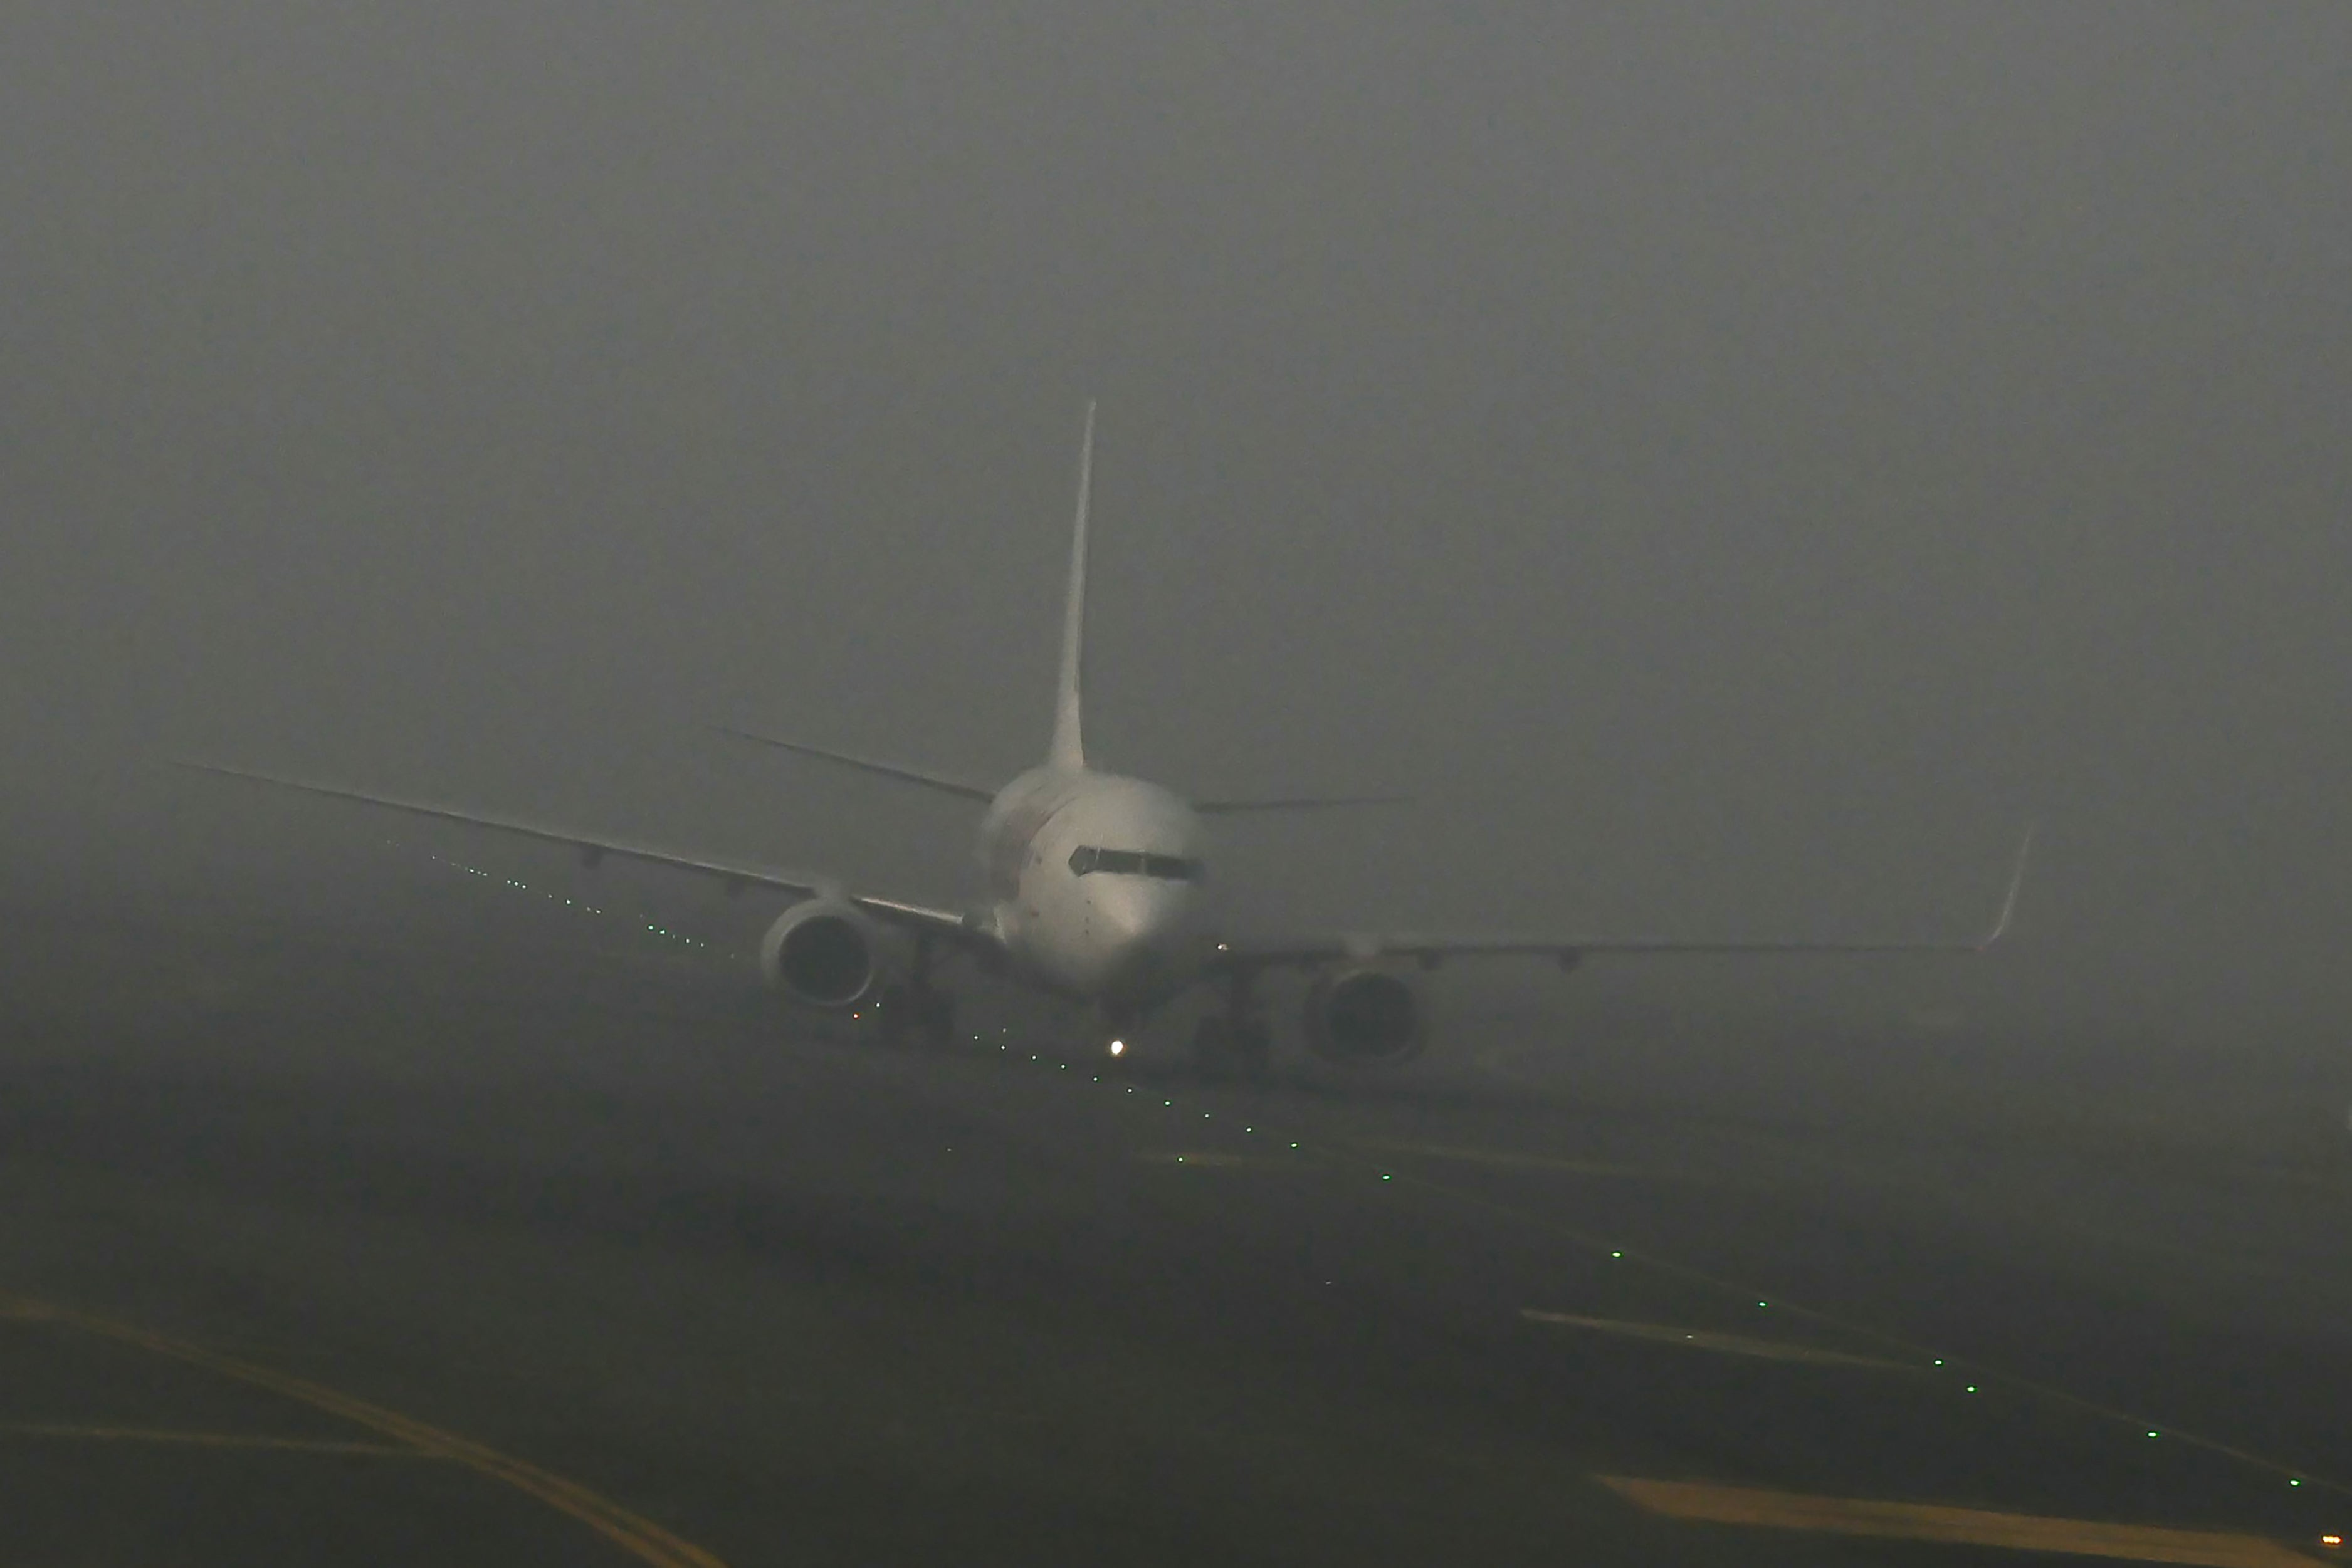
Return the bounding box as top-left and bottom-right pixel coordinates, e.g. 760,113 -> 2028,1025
1047,399 -> 1096,771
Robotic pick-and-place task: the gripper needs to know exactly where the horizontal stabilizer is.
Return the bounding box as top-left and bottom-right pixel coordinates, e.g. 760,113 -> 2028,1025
715,726 -> 997,803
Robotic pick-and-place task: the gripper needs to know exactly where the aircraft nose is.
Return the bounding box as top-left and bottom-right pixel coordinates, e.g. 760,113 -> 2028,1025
1090,879 -> 1191,982
1093,878 -> 1170,945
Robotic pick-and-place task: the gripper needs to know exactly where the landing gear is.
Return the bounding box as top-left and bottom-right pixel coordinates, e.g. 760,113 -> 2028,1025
1190,1015 -> 1271,1079
1190,970 -> 1271,1079
878,938 -> 959,1050
1232,1018 -> 1271,1074
876,983 -> 957,1048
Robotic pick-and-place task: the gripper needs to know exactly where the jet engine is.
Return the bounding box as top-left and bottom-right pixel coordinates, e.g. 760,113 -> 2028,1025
759,899 -> 888,1008
1302,966 -> 1424,1066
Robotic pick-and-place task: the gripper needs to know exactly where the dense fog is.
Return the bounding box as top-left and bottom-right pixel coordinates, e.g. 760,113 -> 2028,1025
4,5 -> 2348,1060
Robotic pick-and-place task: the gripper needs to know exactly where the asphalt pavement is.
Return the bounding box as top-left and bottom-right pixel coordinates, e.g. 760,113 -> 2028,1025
1,875 -> 2347,1566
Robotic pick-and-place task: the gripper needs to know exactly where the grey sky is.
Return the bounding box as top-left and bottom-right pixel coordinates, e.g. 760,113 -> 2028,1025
4,5 -> 2347,1038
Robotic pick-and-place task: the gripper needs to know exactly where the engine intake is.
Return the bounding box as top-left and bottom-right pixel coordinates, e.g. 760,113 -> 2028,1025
759,899 -> 883,1008
1303,966 -> 1424,1066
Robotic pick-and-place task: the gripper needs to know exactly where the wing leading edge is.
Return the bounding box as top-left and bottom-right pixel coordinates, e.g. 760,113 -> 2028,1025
713,726 -> 998,803
1193,794 -> 1412,815
1217,827 -> 2035,971
169,761 -> 974,939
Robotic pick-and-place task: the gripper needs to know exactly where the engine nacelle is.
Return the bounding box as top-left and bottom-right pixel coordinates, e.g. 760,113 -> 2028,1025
759,899 -> 886,1008
1303,966 -> 1424,1066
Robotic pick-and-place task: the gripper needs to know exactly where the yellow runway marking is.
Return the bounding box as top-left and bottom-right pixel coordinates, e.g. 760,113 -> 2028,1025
1522,1311 -> 1914,1370
0,1290 -> 729,1568
1345,1154 -> 2349,1498
1599,1477 -> 2324,1567
0,1421 -> 426,1456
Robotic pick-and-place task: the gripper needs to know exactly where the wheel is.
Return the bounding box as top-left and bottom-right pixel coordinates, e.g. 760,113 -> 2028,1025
872,985 -> 911,1046
915,988 -> 958,1049
1230,1020 -> 1273,1077
1191,1016 -> 1236,1079
880,986 -> 957,1049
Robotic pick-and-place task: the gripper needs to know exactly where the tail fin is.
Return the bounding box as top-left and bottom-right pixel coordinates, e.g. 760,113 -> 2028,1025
1047,399 -> 1096,771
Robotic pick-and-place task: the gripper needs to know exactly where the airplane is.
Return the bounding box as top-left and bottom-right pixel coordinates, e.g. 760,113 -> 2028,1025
177,401 -> 2030,1074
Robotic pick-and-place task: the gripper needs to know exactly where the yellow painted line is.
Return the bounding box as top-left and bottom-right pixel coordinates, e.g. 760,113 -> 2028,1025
1355,1158 -> 2348,1498
1598,1477 -> 2325,1567
1522,1310 -> 1915,1370
0,1421 -> 425,1457
0,1290 -> 729,1568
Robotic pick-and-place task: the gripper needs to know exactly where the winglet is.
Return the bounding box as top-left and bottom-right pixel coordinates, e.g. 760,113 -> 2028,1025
1977,822 -> 2036,950
1047,399 -> 1096,773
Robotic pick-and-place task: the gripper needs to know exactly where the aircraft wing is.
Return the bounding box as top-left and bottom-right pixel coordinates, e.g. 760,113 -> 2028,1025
713,726 -> 998,803
169,761 -> 976,941
1215,828 -> 2034,971
1192,793 -> 1411,815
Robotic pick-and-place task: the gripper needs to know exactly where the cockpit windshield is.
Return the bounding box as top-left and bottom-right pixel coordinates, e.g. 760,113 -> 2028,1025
1068,846 -> 1205,882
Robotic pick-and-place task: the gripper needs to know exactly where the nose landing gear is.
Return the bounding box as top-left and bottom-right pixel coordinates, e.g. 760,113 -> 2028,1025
1092,1006 -> 1142,1068
1190,969 -> 1270,1080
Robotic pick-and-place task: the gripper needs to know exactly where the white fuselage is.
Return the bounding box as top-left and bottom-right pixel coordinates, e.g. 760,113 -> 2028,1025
975,766 -> 1211,1008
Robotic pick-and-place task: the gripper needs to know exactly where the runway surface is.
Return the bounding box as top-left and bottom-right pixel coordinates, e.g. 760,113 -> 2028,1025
2,874 -> 2348,1565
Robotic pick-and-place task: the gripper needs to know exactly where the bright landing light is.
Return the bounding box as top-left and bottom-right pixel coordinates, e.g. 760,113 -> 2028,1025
1108,1039 -> 1126,1057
